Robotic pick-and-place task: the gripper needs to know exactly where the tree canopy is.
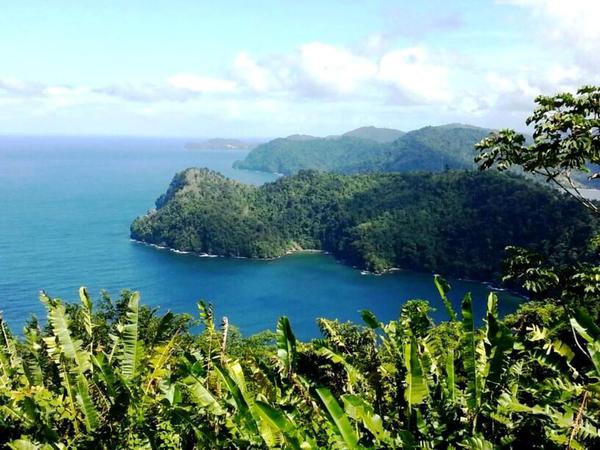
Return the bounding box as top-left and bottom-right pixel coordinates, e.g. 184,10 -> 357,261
234,124 -> 492,175
131,168 -> 597,280
476,85 -> 600,213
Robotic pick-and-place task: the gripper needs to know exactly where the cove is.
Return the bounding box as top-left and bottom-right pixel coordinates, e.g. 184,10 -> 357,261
0,136 -> 522,339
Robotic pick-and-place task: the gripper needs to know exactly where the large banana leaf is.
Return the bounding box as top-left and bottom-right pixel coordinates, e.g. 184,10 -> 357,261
462,292 -> 481,410
404,337 -> 429,408
43,298 -> 90,374
570,310 -> 600,376
315,386 -> 359,449
433,275 -> 457,321
483,293 -> 514,392
91,353 -> 118,400
22,327 -> 44,387
76,373 -> 100,432
0,316 -> 23,383
144,332 -> 178,396
224,360 -> 281,446
255,400 -> 309,450
79,287 -> 94,341
7,439 -> 44,450
215,363 -> 259,437
40,294 -> 101,432
120,292 -> 140,380
182,375 -> 224,415
359,310 -> 381,330
276,316 -> 297,376
571,307 -> 600,340
342,394 -> 393,444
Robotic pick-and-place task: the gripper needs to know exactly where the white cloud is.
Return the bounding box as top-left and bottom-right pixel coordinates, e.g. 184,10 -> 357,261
229,42 -> 453,105
503,0 -> 599,42
167,74 -> 237,94
0,42 -> 457,116
544,65 -> 581,86
356,33 -> 392,56
0,78 -> 46,97
378,47 -> 451,103
297,42 -> 377,95
484,73 -> 540,111
233,53 -> 274,93
6,11 -> 596,136
501,0 -> 600,74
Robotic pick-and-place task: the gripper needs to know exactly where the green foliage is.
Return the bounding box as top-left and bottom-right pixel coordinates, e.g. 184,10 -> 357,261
476,85 -> 600,213
4,88 -> 600,447
234,135 -> 386,175
275,316 -> 297,377
315,387 -> 359,449
131,168 -> 597,280
1,281 -> 599,448
234,123 -> 491,175
119,292 -> 140,380
434,274 -> 457,321
342,125 -> 404,143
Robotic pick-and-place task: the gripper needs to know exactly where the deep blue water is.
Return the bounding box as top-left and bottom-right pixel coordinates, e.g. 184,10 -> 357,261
0,136 -> 522,339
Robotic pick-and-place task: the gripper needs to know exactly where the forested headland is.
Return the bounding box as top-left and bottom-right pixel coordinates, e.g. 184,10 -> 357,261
130,168 -> 597,280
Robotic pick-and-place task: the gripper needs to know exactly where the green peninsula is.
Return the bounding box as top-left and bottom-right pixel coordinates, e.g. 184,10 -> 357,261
130,168 -> 596,279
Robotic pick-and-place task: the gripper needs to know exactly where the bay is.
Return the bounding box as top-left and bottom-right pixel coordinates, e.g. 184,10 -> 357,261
0,136 -> 522,339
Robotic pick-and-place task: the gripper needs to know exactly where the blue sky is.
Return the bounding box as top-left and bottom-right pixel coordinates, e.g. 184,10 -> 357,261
0,0 -> 598,137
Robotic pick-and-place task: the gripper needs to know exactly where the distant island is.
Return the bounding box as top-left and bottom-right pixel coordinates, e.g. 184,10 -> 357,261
185,138 -> 259,150
233,123 -> 492,175
130,168 -> 596,280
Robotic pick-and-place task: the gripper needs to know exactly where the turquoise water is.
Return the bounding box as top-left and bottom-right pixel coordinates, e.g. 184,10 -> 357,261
0,136 -> 522,339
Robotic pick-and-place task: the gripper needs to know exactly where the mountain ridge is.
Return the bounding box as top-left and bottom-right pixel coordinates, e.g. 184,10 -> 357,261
233,123 -> 492,175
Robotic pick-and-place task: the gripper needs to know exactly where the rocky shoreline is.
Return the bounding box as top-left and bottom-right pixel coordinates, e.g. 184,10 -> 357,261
130,238 -> 326,261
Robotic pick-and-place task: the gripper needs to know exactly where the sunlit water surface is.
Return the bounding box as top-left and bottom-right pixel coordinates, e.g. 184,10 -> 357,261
0,136 -> 522,339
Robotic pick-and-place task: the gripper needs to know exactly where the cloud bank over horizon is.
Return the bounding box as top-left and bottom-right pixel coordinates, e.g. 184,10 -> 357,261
0,0 -> 598,137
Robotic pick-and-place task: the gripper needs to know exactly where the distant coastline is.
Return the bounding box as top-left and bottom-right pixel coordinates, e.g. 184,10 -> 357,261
185,138 -> 260,150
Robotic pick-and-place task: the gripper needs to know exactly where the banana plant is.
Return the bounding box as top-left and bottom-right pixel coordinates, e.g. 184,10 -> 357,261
315,387 -> 359,449
2,282 -> 600,449
40,293 -> 100,434
276,316 -> 297,378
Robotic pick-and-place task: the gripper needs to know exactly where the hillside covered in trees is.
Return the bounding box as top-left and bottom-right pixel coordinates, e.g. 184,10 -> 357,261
233,124 -> 491,175
130,168 -> 596,280
342,125 -> 405,143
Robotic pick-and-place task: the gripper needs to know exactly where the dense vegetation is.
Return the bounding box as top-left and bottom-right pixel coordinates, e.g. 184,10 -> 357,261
131,168 -> 596,279
4,87 -> 598,449
233,135 -> 386,175
1,271 -> 599,449
342,126 -> 405,143
233,124 -> 491,175
476,85 -> 600,213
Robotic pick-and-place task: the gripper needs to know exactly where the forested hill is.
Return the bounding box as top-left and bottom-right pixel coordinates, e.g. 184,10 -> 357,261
233,123 -> 491,175
342,126 -> 404,143
233,135 -> 385,175
131,168 -> 596,280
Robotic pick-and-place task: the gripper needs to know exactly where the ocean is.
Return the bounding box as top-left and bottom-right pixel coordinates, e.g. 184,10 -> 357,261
0,135 -> 521,339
